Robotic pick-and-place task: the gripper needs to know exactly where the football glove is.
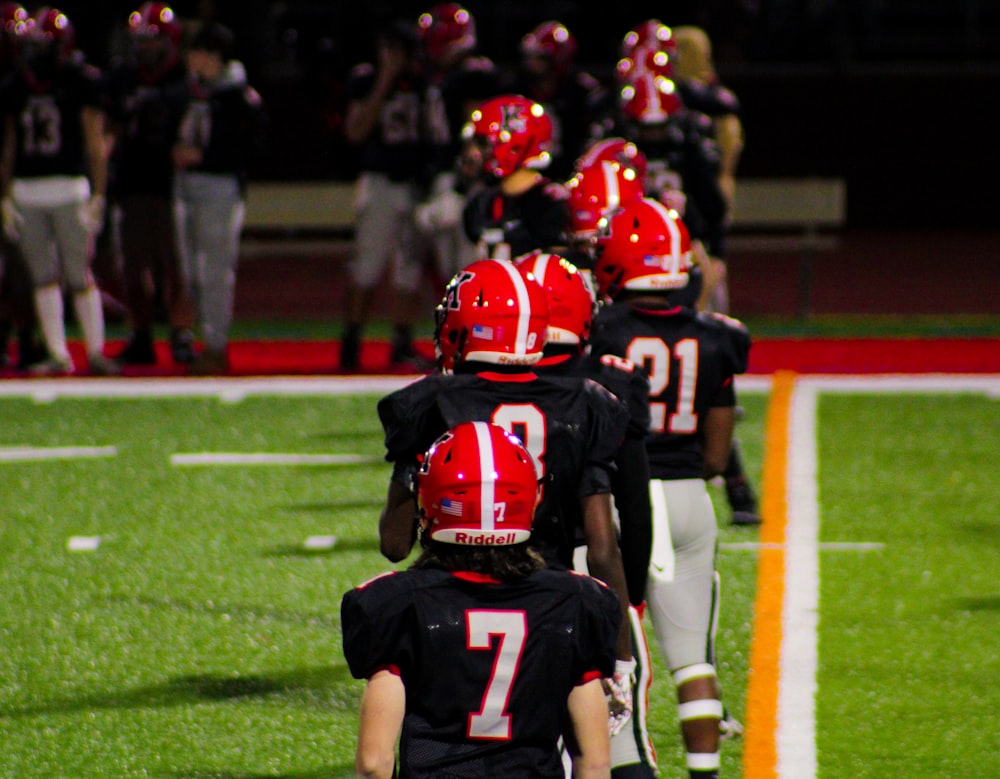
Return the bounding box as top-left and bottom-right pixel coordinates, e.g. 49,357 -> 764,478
603,658 -> 636,737
79,194 -> 106,235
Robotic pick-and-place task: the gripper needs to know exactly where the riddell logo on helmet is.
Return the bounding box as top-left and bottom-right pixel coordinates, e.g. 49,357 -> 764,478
454,531 -> 519,545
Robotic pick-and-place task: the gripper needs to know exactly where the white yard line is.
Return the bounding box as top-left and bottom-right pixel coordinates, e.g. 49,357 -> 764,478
0,445 -> 118,461
777,381 -> 820,778
170,452 -> 381,466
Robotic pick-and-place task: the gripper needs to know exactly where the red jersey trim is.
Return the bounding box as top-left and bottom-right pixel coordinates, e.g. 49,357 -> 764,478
452,570 -> 502,584
475,371 -> 538,383
578,669 -> 605,685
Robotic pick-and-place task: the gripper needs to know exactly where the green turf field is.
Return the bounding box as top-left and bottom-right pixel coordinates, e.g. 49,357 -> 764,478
0,379 -> 997,778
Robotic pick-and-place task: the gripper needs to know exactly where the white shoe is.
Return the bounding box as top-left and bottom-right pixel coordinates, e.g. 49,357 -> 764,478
720,710 -> 744,741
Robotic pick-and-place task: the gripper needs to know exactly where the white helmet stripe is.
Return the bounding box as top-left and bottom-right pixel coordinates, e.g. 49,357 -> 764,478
532,252 -> 551,283
600,160 -> 622,210
497,259 -> 534,356
472,421 -> 496,530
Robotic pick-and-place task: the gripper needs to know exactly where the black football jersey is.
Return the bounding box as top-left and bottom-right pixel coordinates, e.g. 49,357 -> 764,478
377,370 -> 629,567
346,63 -> 430,182
534,349 -> 654,602
424,56 -> 503,174
590,303 -> 750,480
105,59 -> 190,196
462,179 -> 569,261
1,61 -> 105,179
676,79 -> 741,118
342,565 -> 620,778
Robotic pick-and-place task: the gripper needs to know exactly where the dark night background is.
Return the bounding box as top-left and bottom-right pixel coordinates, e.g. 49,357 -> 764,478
39,1 -> 1000,228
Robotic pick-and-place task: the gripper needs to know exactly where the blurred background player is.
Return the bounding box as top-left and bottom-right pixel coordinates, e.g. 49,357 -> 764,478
171,22 -> 264,375
337,18 -> 432,372
461,93 -> 568,262
672,25 -> 744,228
107,2 -> 196,368
413,2 -> 501,286
517,251 -> 659,778
0,6 -> 118,375
501,20 -> 609,182
614,20 -> 761,526
589,197 -> 751,778
0,1 -> 44,370
343,420 -> 618,779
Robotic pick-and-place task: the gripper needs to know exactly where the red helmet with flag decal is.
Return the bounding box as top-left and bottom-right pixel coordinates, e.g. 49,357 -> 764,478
594,197 -> 693,301
434,259 -> 549,372
418,421 -> 539,545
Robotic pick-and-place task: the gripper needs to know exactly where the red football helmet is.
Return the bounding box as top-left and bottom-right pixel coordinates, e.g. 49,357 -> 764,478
418,420 -> 539,546
462,94 -> 552,177
619,73 -> 683,125
434,258 -> 549,372
128,3 -> 182,47
15,6 -> 76,70
618,19 -> 677,86
1,3 -> 26,34
520,20 -> 577,79
620,18 -> 676,61
566,159 -> 644,242
128,2 -> 181,72
417,3 -> 476,66
0,3 -> 27,61
516,251 -> 594,347
594,197 -> 693,301
575,137 -> 648,180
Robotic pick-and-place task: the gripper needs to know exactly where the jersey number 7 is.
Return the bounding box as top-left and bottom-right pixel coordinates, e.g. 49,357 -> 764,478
466,609 -> 527,740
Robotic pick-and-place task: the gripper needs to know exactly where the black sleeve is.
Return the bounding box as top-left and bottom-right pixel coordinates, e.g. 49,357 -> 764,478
610,435 -> 652,606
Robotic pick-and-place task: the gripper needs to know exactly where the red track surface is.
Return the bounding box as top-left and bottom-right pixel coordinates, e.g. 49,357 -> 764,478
2,336 -> 995,378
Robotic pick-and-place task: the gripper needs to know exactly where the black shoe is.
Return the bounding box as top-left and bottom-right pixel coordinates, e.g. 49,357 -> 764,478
389,338 -> 434,371
726,478 -> 763,526
339,327 -> 361,371
170,328 -> 195,364
115,332 -> 157,365
15,336 -> 48,371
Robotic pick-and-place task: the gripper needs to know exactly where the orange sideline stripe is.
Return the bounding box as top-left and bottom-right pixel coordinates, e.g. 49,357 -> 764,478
743,370 -> 797,779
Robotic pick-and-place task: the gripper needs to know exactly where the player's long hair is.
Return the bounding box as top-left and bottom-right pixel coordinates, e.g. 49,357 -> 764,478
412,542 -> 546,582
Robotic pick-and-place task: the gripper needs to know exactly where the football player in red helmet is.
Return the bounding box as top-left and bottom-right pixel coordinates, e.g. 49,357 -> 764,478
589,195 -> 752,779
0,6 -> 119,375
520,251 -> 658,776
433,257 -> 549,373
500,20 -> 610,180
0,1 -> 47,371
460,94 -> 571,261
413,3 -> 502,285
343,419 -> 618,778
106,2 -> 197,368
377,257 -> 637,691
